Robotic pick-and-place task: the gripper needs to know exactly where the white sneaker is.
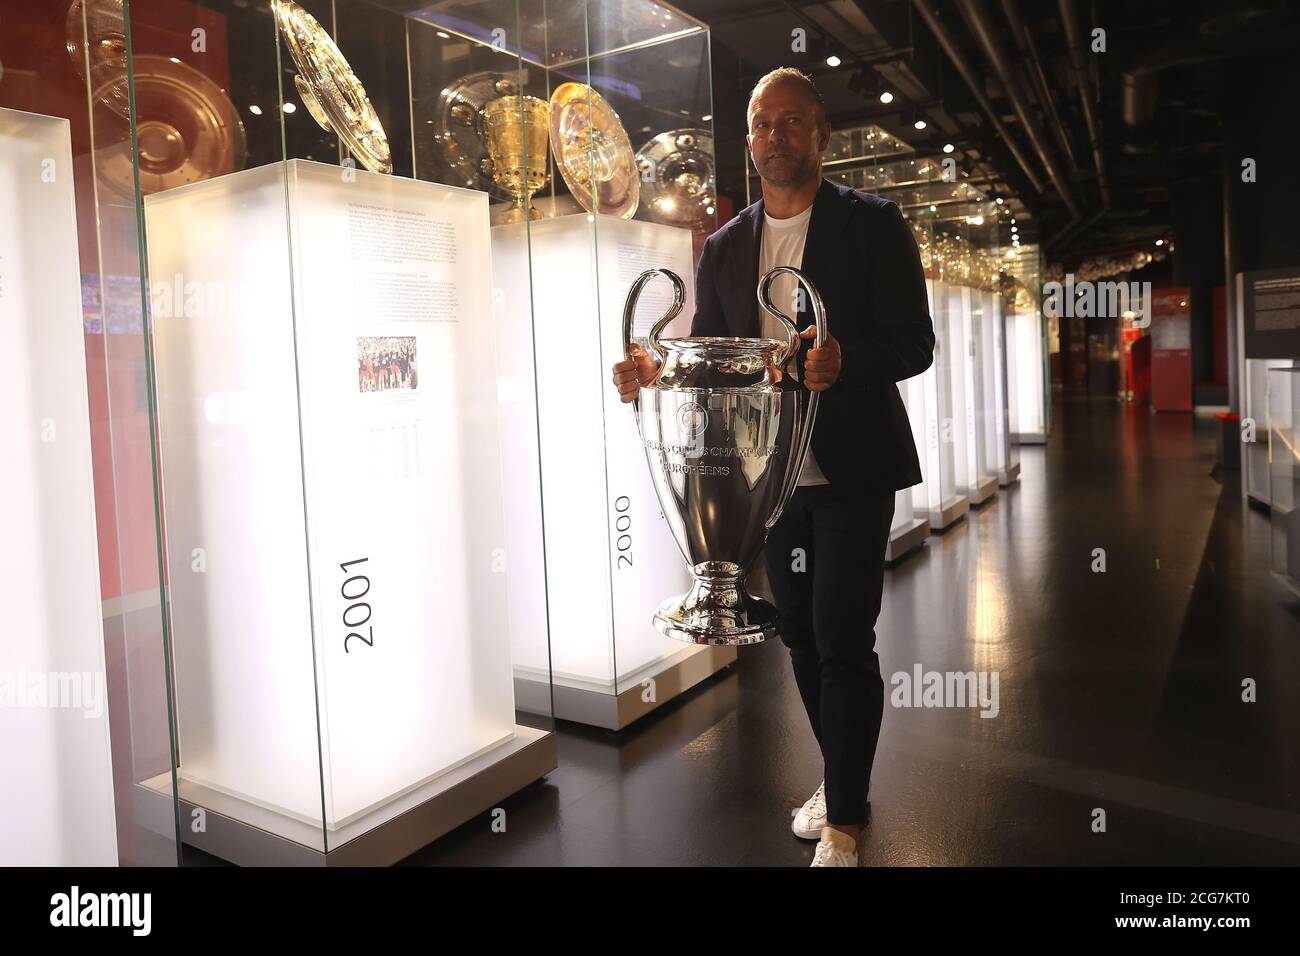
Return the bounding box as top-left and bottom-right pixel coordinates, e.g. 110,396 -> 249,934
810,826 -> 858,867
791,780 -> 827,840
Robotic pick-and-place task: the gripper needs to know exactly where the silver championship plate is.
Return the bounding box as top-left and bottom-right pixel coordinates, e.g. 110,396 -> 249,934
621,266 -> 827,645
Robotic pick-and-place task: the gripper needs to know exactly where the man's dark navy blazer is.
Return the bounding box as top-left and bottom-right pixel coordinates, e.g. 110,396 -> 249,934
689,177 -> 936,496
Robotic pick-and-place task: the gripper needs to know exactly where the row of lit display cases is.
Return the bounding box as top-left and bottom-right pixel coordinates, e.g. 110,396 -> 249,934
827,162 -> 1049,560
888,280 -> 1049,559
3,0 -> 725,867
6,0 -> 1052,866
885,278 -> 1028,558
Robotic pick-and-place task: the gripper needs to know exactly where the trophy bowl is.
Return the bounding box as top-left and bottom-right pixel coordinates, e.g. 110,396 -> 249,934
622,267 -> 826,645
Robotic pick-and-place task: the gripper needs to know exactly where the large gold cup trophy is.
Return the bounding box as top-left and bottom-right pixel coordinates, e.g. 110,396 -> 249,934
481,95 -> 550,224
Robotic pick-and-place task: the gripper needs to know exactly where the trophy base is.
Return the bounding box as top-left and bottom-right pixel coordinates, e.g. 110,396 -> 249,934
498,201 -> 544,224
652,574 -> 776,646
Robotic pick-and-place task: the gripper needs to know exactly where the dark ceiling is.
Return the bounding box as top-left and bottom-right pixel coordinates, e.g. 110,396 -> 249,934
669,0 -> 1300,265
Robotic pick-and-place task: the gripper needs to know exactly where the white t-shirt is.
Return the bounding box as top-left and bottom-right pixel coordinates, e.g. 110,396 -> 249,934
760,203 -> 830,487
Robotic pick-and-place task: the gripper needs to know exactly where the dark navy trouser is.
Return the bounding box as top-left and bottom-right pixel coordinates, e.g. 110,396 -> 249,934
763,483 -> 896,826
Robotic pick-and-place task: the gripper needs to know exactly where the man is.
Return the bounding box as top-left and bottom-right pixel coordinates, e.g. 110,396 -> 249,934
611,67 -> 934,867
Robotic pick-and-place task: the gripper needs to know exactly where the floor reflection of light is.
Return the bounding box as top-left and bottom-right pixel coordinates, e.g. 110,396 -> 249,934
969,540 -> 1012,672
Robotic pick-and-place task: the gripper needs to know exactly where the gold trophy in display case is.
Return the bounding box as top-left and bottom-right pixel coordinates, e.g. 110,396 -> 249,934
548,81 -> 639,219
482,93 -> 551,223
274,0 -> 392,175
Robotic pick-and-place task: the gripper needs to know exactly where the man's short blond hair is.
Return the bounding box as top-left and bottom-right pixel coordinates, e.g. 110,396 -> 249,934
747,67 -> 828,129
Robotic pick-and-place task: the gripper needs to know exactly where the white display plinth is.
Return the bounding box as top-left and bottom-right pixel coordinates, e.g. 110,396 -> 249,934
146,160 -> 518,835
970,289 -> 1001,503
888,373 -> 930,561
493,214 -> 705,709
0,107 -> 118,865
913,279 -> 969,531
1008,307 -> 1048,445
988,293 -> 1018,484
1244,358 -> 1292,505
947,284 -> 976,499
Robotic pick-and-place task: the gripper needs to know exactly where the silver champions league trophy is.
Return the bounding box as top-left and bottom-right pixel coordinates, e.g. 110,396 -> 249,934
621,266 -> 827,645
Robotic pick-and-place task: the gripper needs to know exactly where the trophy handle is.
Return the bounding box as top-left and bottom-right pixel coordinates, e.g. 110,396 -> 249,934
756,266 -> 828,530
757,265 -> 827,364
621,268 -> 685,374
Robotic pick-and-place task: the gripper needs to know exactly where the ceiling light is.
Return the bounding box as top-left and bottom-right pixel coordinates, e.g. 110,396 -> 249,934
943,143 -> 954,153
913,119 -> 927,130
879,90 -> 894,105
1155,239 -> 1164,246
249,104 -> 262,115
826,55 -> 841,67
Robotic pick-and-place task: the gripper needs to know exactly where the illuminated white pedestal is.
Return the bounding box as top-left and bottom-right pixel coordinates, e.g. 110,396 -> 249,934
886,377 -> 930,562
144,160 -> 552,861
886,487 -> 930,562
991,294 -> 1019,485
493,214 -> 735,730
1268,368 -> 1300,592
1008,307 -> 1048,445
916,279 -> 969,531
954,285 -> 997,506
1244,358 -> 1292,505
0,107 -> 118,865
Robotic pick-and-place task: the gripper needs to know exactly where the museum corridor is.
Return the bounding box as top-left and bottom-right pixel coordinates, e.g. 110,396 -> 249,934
384,392 -> 1300,867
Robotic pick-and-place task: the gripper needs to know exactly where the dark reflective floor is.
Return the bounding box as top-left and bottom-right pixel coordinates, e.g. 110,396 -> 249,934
398,391 -> 1300,866
184,391 -> 1300,866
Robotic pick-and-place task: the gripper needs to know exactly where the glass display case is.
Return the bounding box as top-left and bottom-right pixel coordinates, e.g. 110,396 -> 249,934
836,152 -> 969,532
825,133 -> 934,557
984,201 -> 1016,486
1245,357 -> 1294,505
107,0 -> 596,864
1268,367 -> 1300,591
84,0 -> 726,865
1006,243 -> 1048,445
413,0 -> 731,727
4,0 -> 732,864
941,183 -> 999,506
977,206 -> 1007,494
0,1 -> 179,864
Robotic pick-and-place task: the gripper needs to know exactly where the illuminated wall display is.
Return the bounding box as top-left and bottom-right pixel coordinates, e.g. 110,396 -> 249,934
145,161 -> 524,839
0,107 -> 118,865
